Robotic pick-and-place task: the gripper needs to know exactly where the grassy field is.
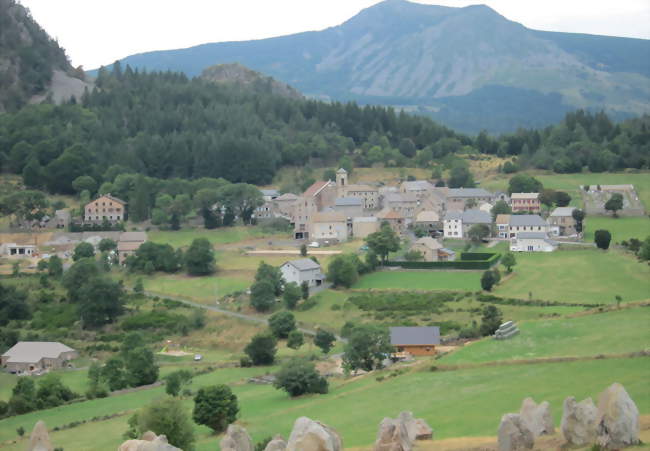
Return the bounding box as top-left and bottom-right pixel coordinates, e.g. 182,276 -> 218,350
442,307 -> 650,364
494,248 -> 650,305
2,357 -> 647,450
583,216 -> 650,243
353,270 -> 483,291
143,273 -> 250,303
148,226 -> 282,248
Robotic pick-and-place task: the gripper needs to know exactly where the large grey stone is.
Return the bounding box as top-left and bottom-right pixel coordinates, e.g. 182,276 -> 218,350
374,417 -> 412,451
519,398 -> 554,437
118,434 -> 181,451
596,383 -> 640,449
220,424 -> 254,451
28,420 -> 53,451
286,417 -> 342,451
497,413 -> 534,451
561,396 -> 598,446
397,411 -> 433,441
263,435 -> 287,451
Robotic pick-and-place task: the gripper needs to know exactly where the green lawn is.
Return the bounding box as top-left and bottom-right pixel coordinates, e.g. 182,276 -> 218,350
583,215 -> 650,243
143,274 -> 250,303
4,357 -> 647,450
494,248 -> 650,304
148,226 -> 280,248
442,307 -> 650,364
353,270 -> 483,291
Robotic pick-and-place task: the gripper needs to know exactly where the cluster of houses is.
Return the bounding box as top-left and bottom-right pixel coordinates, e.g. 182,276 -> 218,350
255,170 -> 581,256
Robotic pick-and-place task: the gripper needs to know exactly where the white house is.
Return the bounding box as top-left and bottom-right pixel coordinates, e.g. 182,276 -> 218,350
280,259 -> 325,287
510,232 -> 557,252
443,211 -> 463,238
507,215 -> 549,238
1,243 -> 37,257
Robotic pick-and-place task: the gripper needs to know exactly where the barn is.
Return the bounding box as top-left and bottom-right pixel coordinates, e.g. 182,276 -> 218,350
390,326 -> 440,356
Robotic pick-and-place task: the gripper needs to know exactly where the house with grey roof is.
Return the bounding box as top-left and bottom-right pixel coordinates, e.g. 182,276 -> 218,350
548,207 -> 578,236
510,232 -> 557,252
443,209 -> 492,239
1,342 -> 78,373
333,197 -> 364,218
507,214 -> 549,238
446,188 -> 493,210
280,258 -> 325,288
390,327 -> 441,356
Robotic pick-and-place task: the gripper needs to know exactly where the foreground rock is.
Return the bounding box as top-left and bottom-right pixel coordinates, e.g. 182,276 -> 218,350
286,417 -> 342,451
220,424 -> 254,451
519,398 -> 554,437
398,411 -> 433,441
561,396 -> 598,446
28,420 -> 53,451
264,435 -> 287,451
497,413 -> 534,451
596,383 -> 640,449
374,417 -> 412,451
118,432 -> 181,451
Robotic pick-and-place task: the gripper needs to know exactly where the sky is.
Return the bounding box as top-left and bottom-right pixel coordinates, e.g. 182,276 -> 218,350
18,0 -> 650,69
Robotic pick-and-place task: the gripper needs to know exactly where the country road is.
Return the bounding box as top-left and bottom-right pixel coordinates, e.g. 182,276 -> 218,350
142,290 -> 346,342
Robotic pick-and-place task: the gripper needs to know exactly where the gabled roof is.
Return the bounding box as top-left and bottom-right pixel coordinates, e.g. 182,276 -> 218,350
415,211 -> 439,222
94,193 -> 127,205
444,211 -> 463,221
303,181 -> 332,198
402,180 -> 434,191
117,241 -> 142,252
509,214 -> 547,227
495,214 -> 511,224
413,237 -> 442,250
390,327 -> 440,346
275,193 -> 298,201
2,341 -> 75,364
550,207 -> 576,217
260,189 -> 280,197
335,197 -> 363,207
336,168 -> 348,174
462,209 -> 492,224
447,188 -> 492,198
283,258 -> 321,271
386,193 -> 417,203
511,192 -> 540,199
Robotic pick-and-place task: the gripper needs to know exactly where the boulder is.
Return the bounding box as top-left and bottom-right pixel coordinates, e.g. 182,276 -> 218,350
374,417 -> 412,451
519,398 -> 554,437
286,417 -> 342,451
497,413 -> 534,451
596,383 -> 640,449
220,424 -> 254,451
397,411 -> 433,441
28,420 -> 53,451
117,434 -> 181,451
561,396 -> 598,446
264,435 -> 287,451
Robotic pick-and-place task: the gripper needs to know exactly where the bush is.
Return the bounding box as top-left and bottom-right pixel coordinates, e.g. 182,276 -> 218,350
273,358 -> 328,397
595,229 -> 612,250
314,329 -> 336,354
268,311 -> 296,338
135,398 -> 195,450
239,356 -> 253,367
287,330 -> 304,350
192,385 -> 239,433
244,333 -> 277,365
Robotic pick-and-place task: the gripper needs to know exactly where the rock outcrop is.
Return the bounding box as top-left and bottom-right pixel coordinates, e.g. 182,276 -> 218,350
561,396 -> 598,446
117,433 -> 181,451
519,398 -> 554,437
28,420 -> 53,451
263,435 -> 287,451
398,411 -> 433,441
497,413 -> 534,451
374,417 -> 412,451
596,383 -> 640,449
220,424 -> 254,451
286,417 -> 342,451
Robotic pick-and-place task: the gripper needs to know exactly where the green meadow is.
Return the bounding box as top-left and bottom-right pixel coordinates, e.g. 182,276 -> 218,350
353,270 -> 483,291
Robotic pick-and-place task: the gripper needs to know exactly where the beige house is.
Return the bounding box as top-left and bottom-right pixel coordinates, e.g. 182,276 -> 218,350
400,180 -> 435,200
496,214 -> 511,238
84,194 -> 126,223
274,193 -> 298,219
446,188 -> 493,211
117,231 -> 148,264
548,207 -> 578,236
352,217 -> 380,238
507,215 -> 549,238
410,237 -> 455,262
336,169 -> 379,209
293,180 -> 337,239
414,210 -> 441,235
333,197 -> 364,218
310,211 -> 348,242
384,193 -> 418,219
2,342 -> 78,373
377,208 -> 405,235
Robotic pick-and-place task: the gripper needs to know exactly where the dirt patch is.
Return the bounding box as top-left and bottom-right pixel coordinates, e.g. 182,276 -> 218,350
158,350 -> 192,357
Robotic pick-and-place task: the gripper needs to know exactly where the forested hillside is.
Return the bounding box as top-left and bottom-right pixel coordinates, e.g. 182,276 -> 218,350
0,67 -> 648,197
0,0 -> 84,112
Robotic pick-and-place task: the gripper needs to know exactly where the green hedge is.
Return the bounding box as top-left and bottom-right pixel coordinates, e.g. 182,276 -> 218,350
385,253 -> 500,270
460,252 -> 495,261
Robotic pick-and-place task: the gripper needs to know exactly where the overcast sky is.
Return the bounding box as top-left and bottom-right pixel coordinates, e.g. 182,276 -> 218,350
19,0 -> 650,69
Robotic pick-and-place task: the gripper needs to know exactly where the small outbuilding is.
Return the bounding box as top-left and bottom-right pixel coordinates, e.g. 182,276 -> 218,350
390,326 -> 440,356
1,341 -> 78,373
280,258 -> 325,288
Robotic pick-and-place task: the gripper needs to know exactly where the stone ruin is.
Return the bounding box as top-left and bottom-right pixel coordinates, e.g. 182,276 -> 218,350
494,321 -> 519,340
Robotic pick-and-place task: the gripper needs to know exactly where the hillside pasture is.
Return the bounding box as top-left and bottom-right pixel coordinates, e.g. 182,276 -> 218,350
583,215 -> 650,243
143,273 -> 250,304
442,306 -> 650,364
494,248 -> 650,305
353,270 -> 483,291
148,226 -> 282,248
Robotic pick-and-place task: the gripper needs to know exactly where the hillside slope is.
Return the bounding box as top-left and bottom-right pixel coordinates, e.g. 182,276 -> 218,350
96,0 -> 650,132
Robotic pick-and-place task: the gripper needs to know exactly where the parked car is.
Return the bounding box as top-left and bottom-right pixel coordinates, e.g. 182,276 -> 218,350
308,241 -> 320,248
194,354 -> 203,361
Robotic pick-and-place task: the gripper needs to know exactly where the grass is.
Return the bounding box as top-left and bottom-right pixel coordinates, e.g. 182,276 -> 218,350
148,226 -> 281,248
4,357 -> 647,449
494,248 -> 650,304
143,273 -> 250,303
583,215 -> 650,243
353,270 -> 483,291
442,306 -> 650,364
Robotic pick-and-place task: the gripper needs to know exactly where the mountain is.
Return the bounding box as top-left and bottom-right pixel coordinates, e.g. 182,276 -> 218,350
201,63 -> 302,99
0,0 -> 91,112
93,0 -> 650,133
